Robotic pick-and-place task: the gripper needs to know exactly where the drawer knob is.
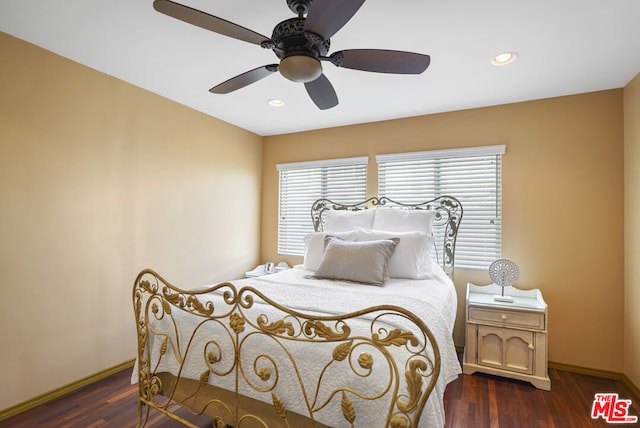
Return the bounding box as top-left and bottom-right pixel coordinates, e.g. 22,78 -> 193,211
528,343 -> 535,350
501,314 -> 508,321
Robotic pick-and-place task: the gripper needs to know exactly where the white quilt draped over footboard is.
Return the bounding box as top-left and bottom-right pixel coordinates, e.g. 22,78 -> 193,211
133,264 -> 460,427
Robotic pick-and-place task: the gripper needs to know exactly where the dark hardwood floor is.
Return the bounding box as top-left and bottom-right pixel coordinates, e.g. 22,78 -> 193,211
444,368 -> 639,428
1,366 -> 638,427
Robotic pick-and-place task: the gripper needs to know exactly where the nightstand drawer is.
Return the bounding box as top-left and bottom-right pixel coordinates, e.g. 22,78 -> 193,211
468,307 -> 545,330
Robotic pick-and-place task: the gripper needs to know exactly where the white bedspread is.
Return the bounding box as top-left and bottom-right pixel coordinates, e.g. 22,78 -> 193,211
135,264 -> 461,427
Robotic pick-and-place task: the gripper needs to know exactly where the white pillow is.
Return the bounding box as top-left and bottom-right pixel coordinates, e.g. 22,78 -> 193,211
313,236 -> 399,285
372,208 -> 435,235
356,228 -> 434,279
303,231 -> 357,271
323,209 -> 375,233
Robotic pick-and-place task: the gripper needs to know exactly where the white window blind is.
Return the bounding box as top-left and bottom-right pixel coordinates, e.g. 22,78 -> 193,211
377,145 -> 505,269
277,157 -> 368,256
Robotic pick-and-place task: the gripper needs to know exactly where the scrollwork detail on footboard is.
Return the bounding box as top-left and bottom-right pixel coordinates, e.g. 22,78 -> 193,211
133,269 -> 441,428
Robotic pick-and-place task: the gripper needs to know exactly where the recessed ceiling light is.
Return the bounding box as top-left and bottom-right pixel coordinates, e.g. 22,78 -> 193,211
268,99 -> 285,107
491,52 -> 519,66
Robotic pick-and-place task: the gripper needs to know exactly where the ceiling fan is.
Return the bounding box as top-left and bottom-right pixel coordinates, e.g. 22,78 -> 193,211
153,0 -> 431,110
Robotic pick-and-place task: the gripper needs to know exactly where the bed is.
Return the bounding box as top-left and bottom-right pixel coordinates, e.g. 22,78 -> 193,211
133,196 -> 463,427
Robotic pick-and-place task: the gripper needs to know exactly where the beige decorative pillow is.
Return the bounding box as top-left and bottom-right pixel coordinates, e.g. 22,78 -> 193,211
303,231 -> 357,271
313,236 -> 399,285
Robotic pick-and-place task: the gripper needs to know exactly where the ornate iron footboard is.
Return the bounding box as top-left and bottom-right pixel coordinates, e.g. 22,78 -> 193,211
133,269 -> 441,428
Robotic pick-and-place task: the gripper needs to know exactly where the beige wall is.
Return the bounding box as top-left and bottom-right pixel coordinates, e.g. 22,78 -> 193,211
262,90 -> 625,372
0,32 -> 262,411
624,72 -> 640,388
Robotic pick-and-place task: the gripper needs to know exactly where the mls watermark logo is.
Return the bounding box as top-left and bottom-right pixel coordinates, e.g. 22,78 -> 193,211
591,393 -> 638,423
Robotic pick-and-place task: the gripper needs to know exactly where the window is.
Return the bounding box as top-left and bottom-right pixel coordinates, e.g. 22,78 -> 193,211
277,157 -> 368,256
377,145 -> 505,269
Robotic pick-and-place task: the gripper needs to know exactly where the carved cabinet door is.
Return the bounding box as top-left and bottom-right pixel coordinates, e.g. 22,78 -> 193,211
476,325 -> 534,375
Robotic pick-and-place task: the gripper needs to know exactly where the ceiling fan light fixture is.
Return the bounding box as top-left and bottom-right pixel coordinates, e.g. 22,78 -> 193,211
279,55 -> 323,83
491,51 -> 519,66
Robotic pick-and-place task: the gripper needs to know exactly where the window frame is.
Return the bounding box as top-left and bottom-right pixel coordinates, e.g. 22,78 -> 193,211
276,156 -> 368,256
376,145 -> 505,270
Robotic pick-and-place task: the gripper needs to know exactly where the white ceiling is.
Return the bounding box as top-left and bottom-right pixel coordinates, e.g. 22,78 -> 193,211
1,0 -> 639,136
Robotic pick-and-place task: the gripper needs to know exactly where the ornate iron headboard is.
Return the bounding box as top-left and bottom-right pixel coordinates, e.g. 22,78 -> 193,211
310,196 -> 463,279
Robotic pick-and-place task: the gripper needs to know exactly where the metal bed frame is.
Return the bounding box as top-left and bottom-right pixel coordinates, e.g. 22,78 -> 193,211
133,196 -> 462,427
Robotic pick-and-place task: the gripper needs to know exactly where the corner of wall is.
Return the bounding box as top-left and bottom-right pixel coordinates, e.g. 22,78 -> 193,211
624,71 -> 640,390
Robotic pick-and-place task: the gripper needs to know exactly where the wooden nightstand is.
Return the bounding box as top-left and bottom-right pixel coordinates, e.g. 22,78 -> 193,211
463,282 -> 551,390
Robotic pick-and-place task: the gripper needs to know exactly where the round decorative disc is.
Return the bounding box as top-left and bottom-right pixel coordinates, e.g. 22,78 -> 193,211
489,259 -> 519,287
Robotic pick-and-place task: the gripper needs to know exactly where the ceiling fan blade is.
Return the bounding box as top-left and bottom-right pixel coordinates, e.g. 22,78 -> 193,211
304,0 -> 365,40
304,74 -> 338,110
331,49 -> 431,74
153,0 -> 270,46
210,65 -> 279,94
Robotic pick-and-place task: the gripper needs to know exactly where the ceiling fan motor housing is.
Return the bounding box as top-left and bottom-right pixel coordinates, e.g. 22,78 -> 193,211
271,18 -> 329,60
